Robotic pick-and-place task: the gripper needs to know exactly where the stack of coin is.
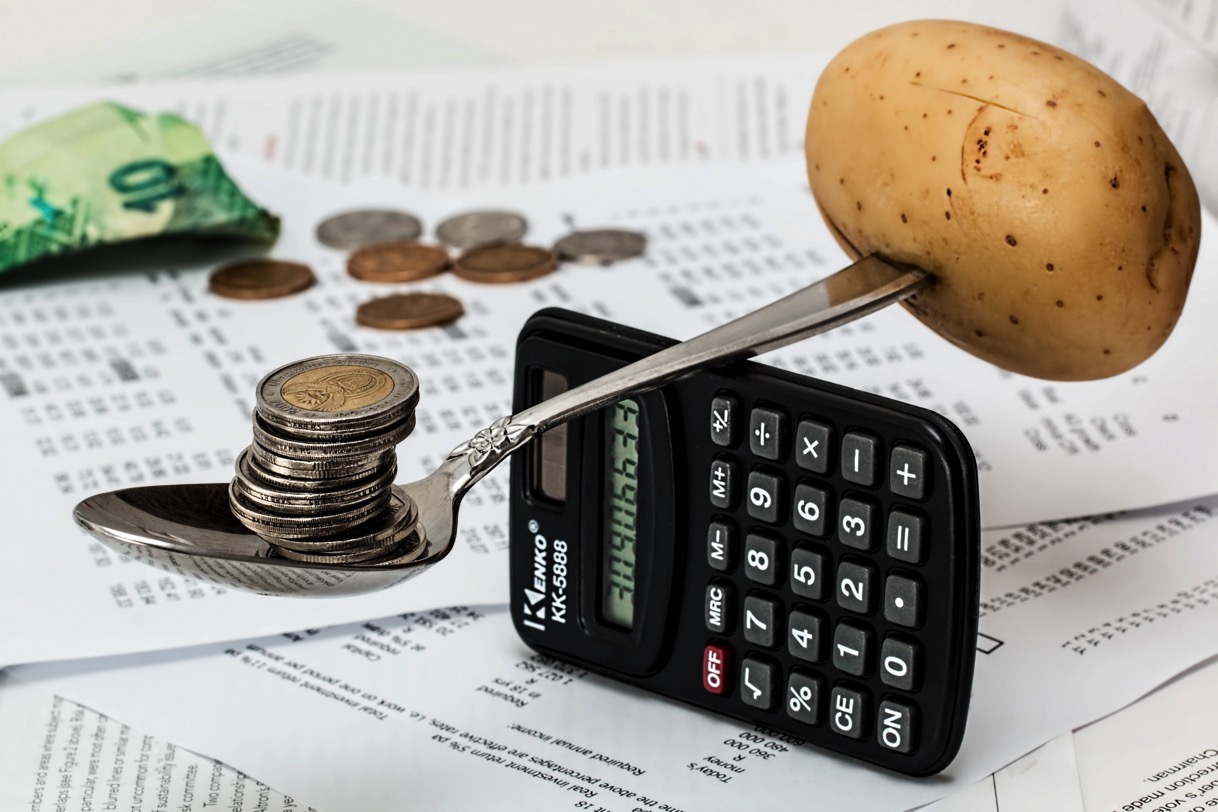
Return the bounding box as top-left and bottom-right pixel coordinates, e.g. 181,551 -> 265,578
228,354 -> 425,564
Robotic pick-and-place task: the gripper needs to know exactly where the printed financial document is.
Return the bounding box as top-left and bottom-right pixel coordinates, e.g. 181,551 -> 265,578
13,495 -> 1218,810
2,158 -> 1217,667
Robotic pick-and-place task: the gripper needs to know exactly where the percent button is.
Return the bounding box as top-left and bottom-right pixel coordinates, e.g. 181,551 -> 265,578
786,670 -> 823,725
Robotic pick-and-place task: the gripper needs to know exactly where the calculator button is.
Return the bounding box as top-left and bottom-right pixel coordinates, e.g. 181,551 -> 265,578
877,699 -> 917,754
786,670 -> 823,725
710,394 -> 740,447
787,608 -> 826,662
884,574 -> 924,628
795,419 -> 831,474
830,685 -> 869,739
837,497 -> 877,551
790,547 -> 826,600
890,444 -> 929,501
749,406 -> 786,461
743,594 -> 781,648
744,532 -> 782,586
841,432 -> 880,487
887,511 -> 926,565
836,560 -> 876,614
880,636 -> 920,691
707,520 -> 737,572
702,644 -> 730,695
792,482 -> 829,537
832,621 -> 873,677
746,469 -> 784,524
705,582 -> 734,634
709,456 -> 738,509
740,657 -> 779,710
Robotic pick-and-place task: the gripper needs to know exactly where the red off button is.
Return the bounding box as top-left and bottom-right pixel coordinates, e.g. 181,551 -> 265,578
703,644 -> 730,695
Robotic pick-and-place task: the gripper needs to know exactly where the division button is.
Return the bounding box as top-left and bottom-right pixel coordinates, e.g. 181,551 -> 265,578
740,657 -> 778,711
837,497 -> 877,551
788,608 -> 826,662
709,456 -> 738,509
703,644 -> 731,695
830,685 -> 869,739
884,574 -> 924,628
746,468 -> 784,524
890,444 -> 929,500
887,511 -> 926,565
707,520 -> 737,572
832,621 -> 873,677
744,532 -> 782,586
705,582 -> 734,634
789,546 -> 826,600
836,560 -> 876,614
841,432 -> 880,487
786,670 -> 823,725
792,482 -> 829,537
795,419 -> 831,474
877,699 -> 917,754
743,594 -> 781,648
880,636 -> 920,691
749,406 -> 787,461
710,394 -> 740,448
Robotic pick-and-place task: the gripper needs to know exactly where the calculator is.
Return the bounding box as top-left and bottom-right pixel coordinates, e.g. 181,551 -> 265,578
508,308 -> 980,776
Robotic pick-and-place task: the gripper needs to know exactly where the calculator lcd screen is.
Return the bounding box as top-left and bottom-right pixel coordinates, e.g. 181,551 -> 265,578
601,398 -> 641,629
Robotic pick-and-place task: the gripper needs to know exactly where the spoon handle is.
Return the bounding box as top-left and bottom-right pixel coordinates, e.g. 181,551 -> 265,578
445,256 -> 929,487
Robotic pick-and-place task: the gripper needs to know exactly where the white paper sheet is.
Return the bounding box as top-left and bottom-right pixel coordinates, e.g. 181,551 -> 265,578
0,673 -> 316,812
3,156 -> 1217,666
922,733 -> 1085,812
13,495 -> 1218,811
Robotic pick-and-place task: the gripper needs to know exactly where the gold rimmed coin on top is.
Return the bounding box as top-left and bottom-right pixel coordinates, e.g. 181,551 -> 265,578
347,241 -> 452,283
208,259 -> 316,300
355,292 -> 465,330
453,244 -> 557,284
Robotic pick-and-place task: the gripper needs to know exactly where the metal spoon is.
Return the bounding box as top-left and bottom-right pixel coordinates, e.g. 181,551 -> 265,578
73,256 -> 929,597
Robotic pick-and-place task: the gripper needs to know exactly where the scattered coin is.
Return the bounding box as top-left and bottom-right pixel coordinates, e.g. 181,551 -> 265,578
347,241 -> 451,283
553,228 -> 647,265
453,244 -> 557,284
435,210 -> 528,250
316,209 -> 423,250
208,259 -> 315,300
355,292 -> 465,330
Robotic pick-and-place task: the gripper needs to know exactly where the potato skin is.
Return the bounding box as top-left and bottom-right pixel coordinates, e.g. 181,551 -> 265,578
806,20 -> 1201,380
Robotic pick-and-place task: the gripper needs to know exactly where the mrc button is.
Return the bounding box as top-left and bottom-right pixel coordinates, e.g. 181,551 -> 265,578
703,644 -> 730,695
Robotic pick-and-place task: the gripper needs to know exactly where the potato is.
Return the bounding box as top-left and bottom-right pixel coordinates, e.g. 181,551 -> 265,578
806,20 -> 1201,380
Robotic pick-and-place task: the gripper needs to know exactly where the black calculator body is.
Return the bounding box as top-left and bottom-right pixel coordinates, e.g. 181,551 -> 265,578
508,308 -> 980,776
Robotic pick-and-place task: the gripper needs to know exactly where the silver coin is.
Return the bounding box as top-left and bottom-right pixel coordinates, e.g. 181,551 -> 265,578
553,229 -> 647,265
316,209 -> 423,251
267,490 -> 418,554
234,453 -> 397,513
238,447 -> 394,492
249,443 -> 393,480
435,210 -> 528,250
229,482 -> 391,539
365,524 -> 427,565
252,413 -> 414,461
256,354 -> 419,436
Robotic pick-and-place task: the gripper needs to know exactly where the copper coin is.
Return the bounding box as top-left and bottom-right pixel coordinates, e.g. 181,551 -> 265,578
209,259 -> 315,300
347,241 -> 451,283
452,244 -> 557,284
355,292 -> 465,330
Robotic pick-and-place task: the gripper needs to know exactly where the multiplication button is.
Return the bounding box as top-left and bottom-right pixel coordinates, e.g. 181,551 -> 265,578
795,419 -> 831,474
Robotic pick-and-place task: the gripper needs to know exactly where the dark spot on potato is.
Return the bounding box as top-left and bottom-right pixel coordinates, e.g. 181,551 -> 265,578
839,177 -> 845,185
974,329 -> 985,337
1110,176 -> 1120,189
944,211 -> 951,220
1141,205 -> 1148,213
922,112 -> 928,119
1009,314 -> 1020,324
1098,89 -> 1107,97
946,188 -> 952,197
1094,141 -> 1101,147
961,78 -> 968,84
856,201 -> 863,211
947,43 -> 956,49
879,95 -> 885,101
903,125 -> 909,131
1055,300 -> 1064,307
900,213 -> 908,223
1054,54 -> 1064,61
976,292 -> 985,302
1045,263 -> 1055,271
1118,265 -> 1124,271
1103,348 -> 1111,354
932,154 -> 937,161
1031,50 -> 1041,56
915,71 -> 922,78
1042,188 -> 1049,194
947,108 -> 953,115
983,127 -> 991,136
1096,294 -> 1104,301
997,43 -> 1006,49
1005,234 -> 1018,246
1045,99 -> 1057,108
844,66 -> 850,73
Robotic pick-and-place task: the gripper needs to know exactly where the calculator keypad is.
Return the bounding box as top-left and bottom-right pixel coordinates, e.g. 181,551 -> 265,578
695,386 -> 975,775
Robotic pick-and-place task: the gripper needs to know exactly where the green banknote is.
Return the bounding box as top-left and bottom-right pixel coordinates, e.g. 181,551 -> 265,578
0,101 -> 279,274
